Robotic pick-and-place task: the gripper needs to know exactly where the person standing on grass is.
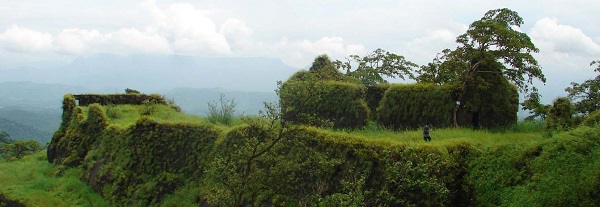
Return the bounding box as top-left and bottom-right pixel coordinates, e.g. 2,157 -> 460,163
423,123 -> 432,142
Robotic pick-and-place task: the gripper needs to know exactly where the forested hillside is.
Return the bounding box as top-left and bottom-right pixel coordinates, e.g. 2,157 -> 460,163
0,117 -> 52,144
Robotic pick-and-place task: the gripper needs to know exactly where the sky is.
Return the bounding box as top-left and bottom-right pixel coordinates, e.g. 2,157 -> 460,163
0,0 -> 599,103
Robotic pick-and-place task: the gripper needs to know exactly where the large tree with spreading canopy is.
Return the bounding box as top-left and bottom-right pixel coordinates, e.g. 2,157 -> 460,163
418,8 -> 546,126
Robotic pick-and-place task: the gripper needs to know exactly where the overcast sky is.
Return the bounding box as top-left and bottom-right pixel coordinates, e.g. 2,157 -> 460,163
0,0 -> 599,102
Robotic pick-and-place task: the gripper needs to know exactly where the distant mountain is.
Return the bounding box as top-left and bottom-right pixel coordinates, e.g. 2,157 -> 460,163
0,117 -> 52,144
0,106 -> 61,134
0,81 -> 278,140
0,54 -> 298,92
162,87 -> 278,115
0,81 -> 88,109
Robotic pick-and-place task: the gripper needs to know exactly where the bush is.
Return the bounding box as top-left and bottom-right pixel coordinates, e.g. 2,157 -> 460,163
582,110 -> 600,127
206,94 -> 237,125
545,97 -> 574,131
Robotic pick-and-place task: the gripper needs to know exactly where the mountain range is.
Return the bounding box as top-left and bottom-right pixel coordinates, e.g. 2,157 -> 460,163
0,55 -> 296,143
0,54 -> 298,92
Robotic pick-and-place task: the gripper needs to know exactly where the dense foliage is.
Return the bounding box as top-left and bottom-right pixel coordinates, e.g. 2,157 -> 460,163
334,48 -> 418,87
415,8 -> 545,126
73,94 -> 168,106
280,55 -> 368,129
39,93 -> 600,206
377,83 -> 456,129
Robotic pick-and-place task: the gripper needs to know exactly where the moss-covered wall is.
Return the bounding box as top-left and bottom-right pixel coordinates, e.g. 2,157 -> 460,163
73,94 -> 168,106
280,80 -> 369,128
47,94 -> 599,207
375,80 -> 518,129
377,83 -> 456,129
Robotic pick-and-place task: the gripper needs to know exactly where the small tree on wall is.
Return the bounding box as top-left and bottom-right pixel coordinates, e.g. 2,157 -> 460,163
334,48 -> 418,87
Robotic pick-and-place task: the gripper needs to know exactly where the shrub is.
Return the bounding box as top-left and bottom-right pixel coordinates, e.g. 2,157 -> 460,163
582,110 -> 600,127
206,94 -> 237,125
545,97 -> 574,131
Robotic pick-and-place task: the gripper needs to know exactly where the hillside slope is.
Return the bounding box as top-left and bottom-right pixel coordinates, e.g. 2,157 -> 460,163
0,117 -> 52,144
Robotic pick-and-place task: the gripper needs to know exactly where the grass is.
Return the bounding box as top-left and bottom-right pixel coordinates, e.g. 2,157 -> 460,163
84,103 -> 549,151
90,104 -> 547,149
0,151 -> 109,207
326,120 -> 547,149
89,104 -> 207,127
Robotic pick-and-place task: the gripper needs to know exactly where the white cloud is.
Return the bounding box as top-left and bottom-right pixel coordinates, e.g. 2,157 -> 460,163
0,25 -> 53,52
220,18 -> 253,51
154,3 -> 231,55
54,29 -> 102,54
108,28 -> 171,54
530,18 -> 600,57
54,28 -> 171,55
253,36 -> 365,68
402,28 -> 464,64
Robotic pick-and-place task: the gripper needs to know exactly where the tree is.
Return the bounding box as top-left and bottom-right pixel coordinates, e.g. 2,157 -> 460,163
424,8 -> 546,127
311,54 -> 357,82
334,48 -> 418,87
125,88 -> 141,94
415,49 -> 461,85
545,97 -> 574,131
2,140 -> 42,159
0,131 -> 13,144
521,91 -> 550,121
565,60 -> 600,115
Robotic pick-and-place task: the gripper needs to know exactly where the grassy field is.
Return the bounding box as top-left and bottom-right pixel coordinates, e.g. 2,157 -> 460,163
96,104 -> 548,148
0,152 -> 109,207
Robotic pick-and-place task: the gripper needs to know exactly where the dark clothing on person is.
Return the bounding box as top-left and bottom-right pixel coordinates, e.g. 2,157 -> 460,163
423,125 -> 431,142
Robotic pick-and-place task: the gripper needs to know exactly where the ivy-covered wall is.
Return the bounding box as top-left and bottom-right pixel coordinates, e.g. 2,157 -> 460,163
47,94 -> 600,206
377,83 -> 456,129
376,80 -> 518,129
74,94 -> 168,106
280,79 -> 369,129
47,95 -> 221,206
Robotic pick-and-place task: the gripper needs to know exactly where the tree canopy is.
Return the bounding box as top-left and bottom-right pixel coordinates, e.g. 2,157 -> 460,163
418,8 -> 545,126
334,48 -> 418,87
565,60 -> 600,115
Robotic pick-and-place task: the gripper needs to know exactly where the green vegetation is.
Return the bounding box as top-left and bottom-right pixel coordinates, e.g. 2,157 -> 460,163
566,60 -> 600,114
1,131 -> 44,160
41,92 -> 600,206
0,116 -> 53,144
6,7 -> 598,207
207,93 -> 238,125
0,151 -> 109,207
334,48 -> 418,87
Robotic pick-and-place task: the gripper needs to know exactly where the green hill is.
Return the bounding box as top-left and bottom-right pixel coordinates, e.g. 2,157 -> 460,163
39,94 -> 600,206
0,107 -> 61,134
0,117 -> 52,144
